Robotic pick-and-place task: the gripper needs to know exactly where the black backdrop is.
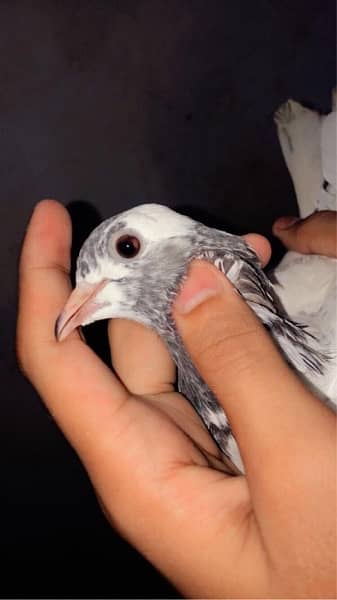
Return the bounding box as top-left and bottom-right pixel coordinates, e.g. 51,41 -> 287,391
1,1 -> 336,597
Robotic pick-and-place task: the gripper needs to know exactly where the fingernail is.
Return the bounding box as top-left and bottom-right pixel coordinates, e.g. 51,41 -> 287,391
273,216 -> 300,231
175,261 -> 226,315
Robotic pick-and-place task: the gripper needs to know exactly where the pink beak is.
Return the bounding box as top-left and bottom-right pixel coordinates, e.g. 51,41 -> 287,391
55,279 -> 109,341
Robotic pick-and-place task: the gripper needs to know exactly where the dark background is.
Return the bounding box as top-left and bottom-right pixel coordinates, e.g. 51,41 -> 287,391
1,1 -> 335,597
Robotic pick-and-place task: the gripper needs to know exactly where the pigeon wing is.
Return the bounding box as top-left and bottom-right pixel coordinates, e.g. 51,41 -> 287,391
198,249 -> 327,377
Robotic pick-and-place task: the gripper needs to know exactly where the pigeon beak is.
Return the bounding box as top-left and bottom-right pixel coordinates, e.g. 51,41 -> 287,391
55,279 -> 110,341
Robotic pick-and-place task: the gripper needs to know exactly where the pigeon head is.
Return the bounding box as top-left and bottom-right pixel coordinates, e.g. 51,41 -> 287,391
55,203 -> 225,340
55,202 -> 326,376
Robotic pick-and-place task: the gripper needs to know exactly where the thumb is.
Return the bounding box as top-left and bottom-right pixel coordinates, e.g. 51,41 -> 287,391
173,260 -> 330,478
273,210 -> 337,258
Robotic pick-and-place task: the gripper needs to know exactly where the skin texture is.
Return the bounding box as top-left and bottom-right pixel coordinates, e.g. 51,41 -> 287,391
17,201 -> 336,599
273,210 -> 337,258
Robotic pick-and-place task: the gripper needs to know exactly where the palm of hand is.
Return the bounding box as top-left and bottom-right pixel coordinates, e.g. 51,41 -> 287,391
84,322 -> 258,595
59,312 -> 261,596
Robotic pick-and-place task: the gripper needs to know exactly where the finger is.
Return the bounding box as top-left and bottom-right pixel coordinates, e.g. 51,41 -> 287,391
18,199 -> 77,344
17,199 -> 128,457
173,261 -> 334,482
273,210 -> 337,258
242,233 -> 271,267
108,319 -> 176,395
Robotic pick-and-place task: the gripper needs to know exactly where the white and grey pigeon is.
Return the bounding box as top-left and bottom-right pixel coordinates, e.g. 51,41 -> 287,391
56,91 -> 336,475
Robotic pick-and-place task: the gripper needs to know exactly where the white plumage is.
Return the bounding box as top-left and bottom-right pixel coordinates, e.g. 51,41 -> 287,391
273,90 -> 336,405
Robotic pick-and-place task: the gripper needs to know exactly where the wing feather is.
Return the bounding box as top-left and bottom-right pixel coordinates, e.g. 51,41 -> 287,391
198,249 -> 327,376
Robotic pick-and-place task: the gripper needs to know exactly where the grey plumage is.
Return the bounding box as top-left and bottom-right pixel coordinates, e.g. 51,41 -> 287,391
56,203 -> 328,473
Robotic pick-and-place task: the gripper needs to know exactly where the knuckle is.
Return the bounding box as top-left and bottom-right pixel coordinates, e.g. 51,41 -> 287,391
191,312 -> 261,378
288,223 -> 310,254
295,223 -> 310,249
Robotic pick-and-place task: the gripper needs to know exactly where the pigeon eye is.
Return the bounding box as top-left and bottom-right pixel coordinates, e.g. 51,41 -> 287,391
116,234 -> 141,258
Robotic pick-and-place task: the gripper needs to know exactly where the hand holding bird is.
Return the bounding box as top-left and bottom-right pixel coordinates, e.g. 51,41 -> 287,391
17,200 -> 336,599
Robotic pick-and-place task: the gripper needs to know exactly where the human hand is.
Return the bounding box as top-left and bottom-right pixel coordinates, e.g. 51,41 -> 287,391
17,201 -> 336,598
273,209 -> 337,258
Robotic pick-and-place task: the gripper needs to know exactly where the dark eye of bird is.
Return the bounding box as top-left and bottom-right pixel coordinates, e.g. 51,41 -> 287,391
116,234 -> 141,258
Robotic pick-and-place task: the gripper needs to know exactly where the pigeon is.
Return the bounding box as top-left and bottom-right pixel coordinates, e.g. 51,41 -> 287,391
55,203 -> 331,475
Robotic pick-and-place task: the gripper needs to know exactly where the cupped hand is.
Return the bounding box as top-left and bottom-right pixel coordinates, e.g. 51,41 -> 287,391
17,201 -> 336,598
